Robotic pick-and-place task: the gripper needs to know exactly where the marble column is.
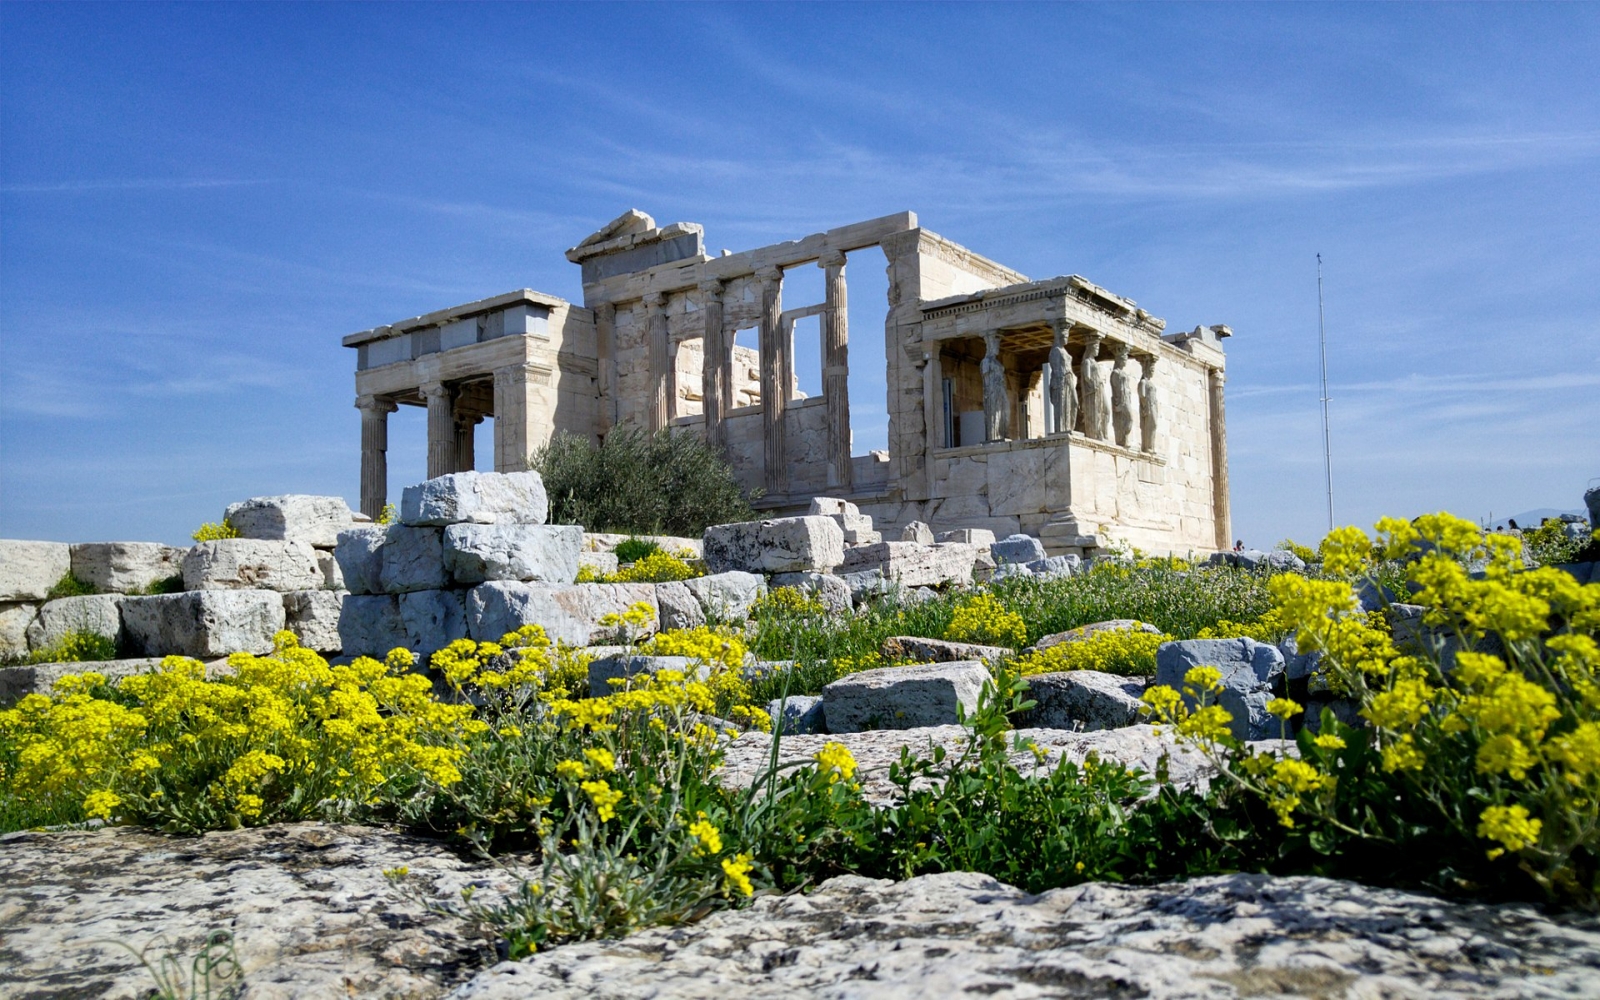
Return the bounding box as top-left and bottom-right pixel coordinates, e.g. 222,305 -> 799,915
1048,319 -> 1075,435
645,292 -> 669,433
455,415 -> 481,472
1022,369 -> 1043,439
423,382 -> 458,480
594,301 -> 617,435
1208,367 -> 1231,551
1138,355 -> 1160,453
981,332 -> 1009,443
758,266 -> 786,496
356,394 -> 396,521
699,279 -> 727,450
1110,341 -> 1137,449
819,249 -> 853,490
1079,332 -> 1110,441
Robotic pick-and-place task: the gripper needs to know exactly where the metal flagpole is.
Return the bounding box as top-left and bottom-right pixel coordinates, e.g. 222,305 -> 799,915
1318,254 -> 1334,532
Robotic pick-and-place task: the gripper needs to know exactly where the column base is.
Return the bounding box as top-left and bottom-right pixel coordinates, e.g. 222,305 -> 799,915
1039,512 -> 1100,558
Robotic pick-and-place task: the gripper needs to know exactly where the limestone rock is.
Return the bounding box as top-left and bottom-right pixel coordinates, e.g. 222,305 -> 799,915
0,657 -> 168,704
578,550 -> 619,577
839,569 -> 894,603
588,654 -> 702,697
899,520 -> 934,544
655,581 -> 706,630
467,582 -> 659,646
223,494 -> 354,548
69,542 -> 185,594
768,571 -> 851,613
338,594 -> 406,659
582,532 -> 701,558
1261,549 -> 1308,572
991,561 -> 1033,582
702,516 -> 844,575
182,539 -> 324,593
936,527 -> 996,546
1026,554 -> 1078,580
0,823 -> 511,999
682,571 -> 766,622
333,526 -> 388,596
880,635 -> 1012,665
379,526 -> 446,594
401,470 -> 548,527
1155,637 -> 1285,741
25,594 -> 122,652
0,540 -> 71,601
121,590 -> 286,658
283,589 -> 345,653
398,589 -> 469,655
443,523 -> 582,585
1015,670 -> 1148,731
839,541 -> 975,588
991,533 -> 1046,565
317,549 -> 344,590
1034,618 -> 1162,652
767,694 -> 825,735
448,868 -> 1600,1000
0,601 -> 36,658
821,661 -> 990,733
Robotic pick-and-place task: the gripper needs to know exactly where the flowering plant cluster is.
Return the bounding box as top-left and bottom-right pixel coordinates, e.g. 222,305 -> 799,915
1011,625 -> 1172,678
944,593 -> 1027,648
576,550 -> 705,584
190,519 -> 240,542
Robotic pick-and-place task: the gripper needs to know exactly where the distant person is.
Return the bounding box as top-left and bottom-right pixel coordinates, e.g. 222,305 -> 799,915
1508,518 -> 1520,530
1233,540 -> 1244,552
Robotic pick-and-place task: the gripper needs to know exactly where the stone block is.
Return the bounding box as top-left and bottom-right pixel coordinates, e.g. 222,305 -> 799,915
702,517 -> 844,575
401,471 -> 548,527
337,594 -> 406,659
1,658 -> 166,705
333,527 -> 388,596
579,551 -> 619,577
588,654 -> 703,698
1026,555 -> 1078,580
769,572 -> 851,613
283,590 -> 345,654
379,527 -> 446,594
656,581 -> 706,630
317,551 -> 344,590
0,602 -> 37,658
1155,638 -> 1285,741
182,540 -> 323,593
69,542 -> 185,594
1034,619 -> 1161,652
822,661 -> 991,733
808,498 -> 860,518
991,562 -> 1034,582
398,589 -> 469,656
840,541 -> 975,588
991,534 -> 1047,566
683,571 -> 766,622
1014,670 -> 1148,731
936,528 -> 996,547
443,524 -> 582,585
900,521 -> 935,545
582,532 -> 701,558
121,590 -> 286,658
767,694 -> 825,735
0,541 -> 71,602
840,570 -> 893,603
26,595 -> 122,652
881,635 -> 1011,665
223,495 -> 354,548
467,582 -> 659,647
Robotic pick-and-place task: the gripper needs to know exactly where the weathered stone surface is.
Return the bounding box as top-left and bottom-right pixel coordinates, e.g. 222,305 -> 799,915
182,539 -> 324,593
69,541 -> 185,594
450,867 -> 1600,1000
379,526 -> 446,594
1034,618 -> 1162,652
398,589 -> 469,655
840,541 -> 975,588
401,470 -> 548,527
0,602 -> 36,658
655,581 -> 706,630
767,694 -> 825,735
682,571 -> 766,621
443,523 -> 582,585
840,569 -> 894,603
768,572 -> 851,613
579,550 -> 620,577
936,527 -> 996,547
991,533 -> 1046,565
1026,554 -> 1077,580
334,526 -> 388,596
467,582 -> 659,646
24,594 -> 122,651
702,516 -> 844,575
0,823 -> 512,999
283,589 -> 345,653
588,654 -> 701,697
1155,637 -> 1286,741
121,590 -> 286,658
900,520 -> 934,544
582,531 -> 701,558
0,657 -> 168,704
223,494 -> 354,548
990,561 -> 1033,582
317,549 -> 344,590
0,540 -> 71,601
822,661 -> 991,733
338,594 -> 406,658
881,635 -> 1012,664
1015,670 -> 1148,731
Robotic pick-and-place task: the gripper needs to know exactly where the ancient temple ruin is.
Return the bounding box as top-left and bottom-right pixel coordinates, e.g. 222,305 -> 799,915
344,210 -> 1232,555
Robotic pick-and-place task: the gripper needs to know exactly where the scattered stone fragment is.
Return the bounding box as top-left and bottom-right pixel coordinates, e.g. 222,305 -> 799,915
936,527 -> 996,546
24,594 -> 122,652
283,589 -> 344,653
990,562 -> 1033,581
1015,670 -> 1148,731
899,520 -> 935,544
654,580 -> 706,630
223,494 -> 354,548
766,694 -> 825,735
181,539 -> 324,593
682,571 -> 766,621
401,470 -> 548,527
0,657 -> 167,704
880,635 -> 1011,665
702,516 -> 844,575
578,550 -> 619,577
991,533 -> 1046,565
442,523 -> 582,585
0,601 -> 37,658
1026,554 -> 1078,579
839,541 -> 975,588
1033,618 -> 1162,652
821,661 -> 990,733
768,571 -> 851,613
467,581 -> 659,646
0,540 -> 71,602
588,654 -> 702,697
121,590 -> 286,658
69,542 -> 186,594
1155,637 -> 1285,741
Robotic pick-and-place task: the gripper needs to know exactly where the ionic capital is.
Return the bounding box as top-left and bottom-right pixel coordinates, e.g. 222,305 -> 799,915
756,265 -> 783,285
355,394 -> 398,415
698,278 -> 725,297
421,381 -> 450,401
817,249 -> 847,269
644,291 -> 667,311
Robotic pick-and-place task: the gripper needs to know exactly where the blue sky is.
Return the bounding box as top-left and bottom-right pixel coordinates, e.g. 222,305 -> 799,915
3,3 -> 1597,547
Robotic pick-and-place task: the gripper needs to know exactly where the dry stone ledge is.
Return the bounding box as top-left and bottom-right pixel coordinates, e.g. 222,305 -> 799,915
0,540 -> 71,601
0,602 -> 37,658
121,590 -> 286,658
467,581 -> 659,647
223,494 -> 354,548
24,594 -> 122,651
702,516 -> 844,575
0,823 -> 513,999
283,589 -> 345,654
1034,618 -> 1163,652
840,540 -> 976,588
1156,637 -> 1286,741
0,657 -> 167,704
69,541 -> 185,594
182,539 -> 324,593
822,661 -> 990,733
401,470 -> 548,527
991,533 -> 1047,565
807,497 -> 878,544
936,527 -> 996,546
447,868 -> 1600,1000
880,635 -> 1012,665
1015,670 -> 1149,731
588,654 -> 702,697
583,531 -> 702,558
338,593 -> 406,658
682,570 -> 765,621
334,526 -> 388,596
379,526 -> 447,594
578,550 -> 619,577
655,581 -> 705,630
443,523 -> 582,585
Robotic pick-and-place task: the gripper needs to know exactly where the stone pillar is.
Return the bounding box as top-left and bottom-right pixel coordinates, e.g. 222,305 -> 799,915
758,266 -> 786,496
1079,332 -> 1110,441
1022,369 -> 1043,440
819,250 -> 853,490
455,416 -> 479,472
1138,355 -> 1160,453
1110,341 -> 1136,449
1047,320 -> 1075,435
423,382 -> 458,480
493,364 -> 538,472
356,395 -> 396,521
981,332 -> 1009,443
645,292 -> 669,433
595,301 -> 617,435
699,279 -> 727,450
1208,366 -> 1231,551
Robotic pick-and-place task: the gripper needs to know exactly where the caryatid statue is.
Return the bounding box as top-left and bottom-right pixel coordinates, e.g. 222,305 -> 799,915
1079,332 -> 1111,441
981,333 -> 1010,443
1047,322 -> 1076,435
1110,341 -> 1137,448
1138,354 -> 1160,453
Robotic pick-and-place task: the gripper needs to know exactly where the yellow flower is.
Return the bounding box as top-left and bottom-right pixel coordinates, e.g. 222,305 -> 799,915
721,853 -> 755,896
1317,525 -> 1373,577
580,779 -> 624,822
1477,804 -> 1542,857
1266,698 -> 1303,720
1311,733 -> 1346,751
583,748 -> 617,774
555,760 -> 586,781
1380,734 -> 1426,772
1183,666 -> 1224,695
82,789 -> 121,821
687,813 -> 723,856
944,594 -> 1027,648
813,742 -> 858,783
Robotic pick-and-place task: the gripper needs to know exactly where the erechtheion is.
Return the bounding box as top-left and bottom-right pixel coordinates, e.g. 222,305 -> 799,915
344,210 -> 1232,555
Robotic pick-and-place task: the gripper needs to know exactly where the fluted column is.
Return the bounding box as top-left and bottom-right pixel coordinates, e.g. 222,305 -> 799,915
455,415 -> 480,472
758,266 -> 786,496
699,279 -> 727,449
645,292 -> 669,433
819,249 -> 852,490
423,381 -> 458,479
356,394 -> 396,521
594,301 -> 617,435
1208,367 -> 1231,550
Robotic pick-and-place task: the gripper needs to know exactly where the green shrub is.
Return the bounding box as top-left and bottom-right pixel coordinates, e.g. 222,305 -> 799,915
613,537 -> 662,564
534,428 -> 757,536
27,630 -> 117,665
1010,626 -> 1171,677
46,573 -> 95,600
140,574 -> 184,596
1525,518 -> 1593,567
